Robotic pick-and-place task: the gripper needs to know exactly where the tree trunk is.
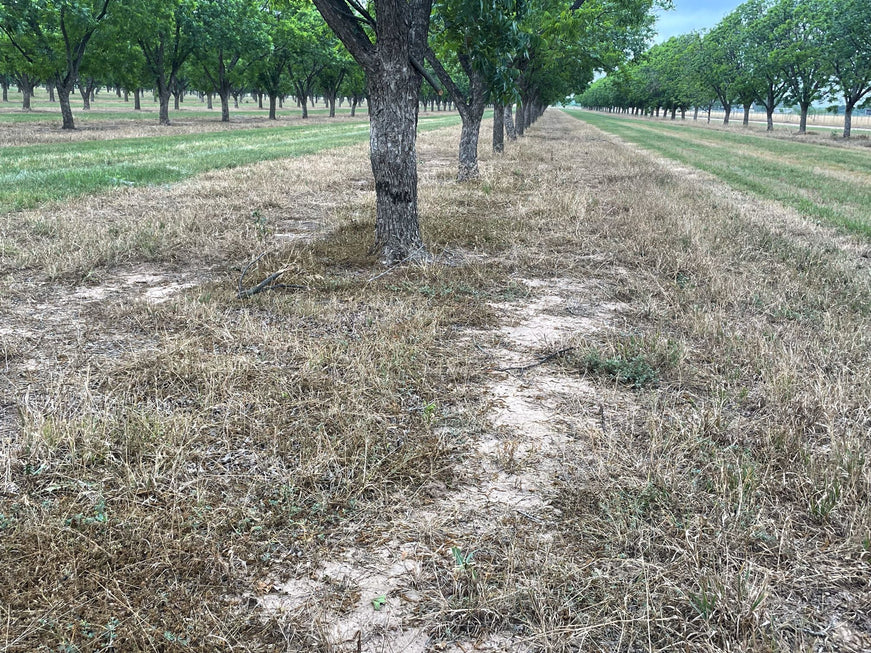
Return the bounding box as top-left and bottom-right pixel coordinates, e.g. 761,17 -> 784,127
493,101 -> 504,154
207,93 -> 213,110
58,84 -> 76,129
670,107 -> 676,120
258,93 -> 263,109
219,88 -> 230,122
134,88 -> 141,111
269,93 -> 277,120
517,101 -> 525,136
49,84 -> 56,102
329,94 -> 336,117
723,104 -> 732,125
79,82 -> 92,110
233,92 -> 240,108
1,81 -> 7,102
173,90 -> 181,110
350,96 -> 358,116
693,107 -> 699,120
843,101 -> 854,138
159,90 -> 171,125
505,105 -> 516,141
21,79 -> 35,111
707,106 -> 712,123
799,103 -> 809,134
300,95 -> 308,118
366,66 -> 425,263
458,115 -> 482,180
743,102 -> 751,126
766,107 -> 774,131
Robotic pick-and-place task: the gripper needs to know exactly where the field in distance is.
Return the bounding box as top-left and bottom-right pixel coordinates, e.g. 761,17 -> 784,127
0,90 -> 462,215
565,108 -> 871,238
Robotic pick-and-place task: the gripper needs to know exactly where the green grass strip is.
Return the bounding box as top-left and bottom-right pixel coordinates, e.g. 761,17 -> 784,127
1,113 -> 462,213
564,109 -> 871,238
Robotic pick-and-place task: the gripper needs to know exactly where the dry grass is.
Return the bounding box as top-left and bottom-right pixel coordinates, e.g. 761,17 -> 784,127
1,111 -> 870,652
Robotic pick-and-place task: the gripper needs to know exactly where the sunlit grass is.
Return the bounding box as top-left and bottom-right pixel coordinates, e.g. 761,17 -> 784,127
0,113 -> 462,213
565,109 -> 871,237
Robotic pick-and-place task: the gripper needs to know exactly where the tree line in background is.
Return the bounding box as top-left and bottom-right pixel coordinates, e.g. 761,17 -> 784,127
578,0 -> 871,138
0,0 -> 662,262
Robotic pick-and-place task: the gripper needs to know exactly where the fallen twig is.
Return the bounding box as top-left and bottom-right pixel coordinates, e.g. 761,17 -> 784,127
237,252 -> 306,299
495,346 -> 575,373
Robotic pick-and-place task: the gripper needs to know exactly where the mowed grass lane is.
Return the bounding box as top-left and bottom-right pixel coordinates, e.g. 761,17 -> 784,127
1,112 -> 462,212
564,109 -> 871,238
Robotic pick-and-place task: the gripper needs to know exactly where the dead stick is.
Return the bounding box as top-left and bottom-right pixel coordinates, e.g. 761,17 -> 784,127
496,346 -> 575,373
238,251 -> 267,297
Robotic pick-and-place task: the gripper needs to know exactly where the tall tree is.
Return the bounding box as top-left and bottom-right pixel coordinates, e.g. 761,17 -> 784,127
426,0 -> 518,180
191,0 -> 268,123
698,17 -> 744,124
285,5 -> 331,119
124,0 -> 196,125
312,0 -> 434,263
823,0 -> 871,138
775,0 -> 832,134
0,0 -> 114,128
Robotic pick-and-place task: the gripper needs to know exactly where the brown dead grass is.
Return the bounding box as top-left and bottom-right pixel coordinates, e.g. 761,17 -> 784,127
0,111 -> 368,147
1,111 -> 870,652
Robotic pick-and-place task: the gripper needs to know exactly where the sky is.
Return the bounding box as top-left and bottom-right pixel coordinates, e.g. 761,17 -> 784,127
653,0 -> 744,43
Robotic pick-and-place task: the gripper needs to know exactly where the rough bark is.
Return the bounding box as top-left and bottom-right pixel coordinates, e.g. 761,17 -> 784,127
57,85 -> 75,129
843,102 -> 854,138
78,78 -> 95,110
723,104 -> 732,125
504,105 -> 516,141
424,49 -> 486,181
157,89 -> 171,124
268,94 -> 277,119
134,89 -> 141,111
798,102 -> 809,134
312,0 -> 431,263
742,102 -> 751,127
219,88 -> 230,122
367,66 -> 424,262
492,101 -> 504,153
766,108 -> 774,131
